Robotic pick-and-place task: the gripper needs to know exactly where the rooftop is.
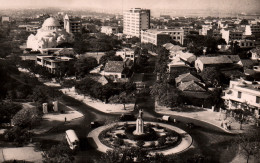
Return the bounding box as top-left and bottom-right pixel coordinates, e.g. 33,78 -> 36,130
42,17 -> 60,27
104,61 -> 125,73
175,73 -> 200,84
197,56 -> 233,65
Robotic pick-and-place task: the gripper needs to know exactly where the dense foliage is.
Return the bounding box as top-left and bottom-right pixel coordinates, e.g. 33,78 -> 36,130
12,107 -> 42,128
0,102 -> 22,123
42,141 -> 74,163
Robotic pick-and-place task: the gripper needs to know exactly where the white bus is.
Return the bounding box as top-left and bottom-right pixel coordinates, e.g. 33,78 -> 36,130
65,129 -> 79,150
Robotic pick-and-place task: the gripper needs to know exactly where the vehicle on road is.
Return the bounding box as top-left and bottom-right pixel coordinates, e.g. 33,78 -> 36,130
65,129 -> 79,150
90,121 -> 103,129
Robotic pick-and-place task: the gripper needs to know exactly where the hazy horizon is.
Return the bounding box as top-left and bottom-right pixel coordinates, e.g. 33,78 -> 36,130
0,0 -> 260,15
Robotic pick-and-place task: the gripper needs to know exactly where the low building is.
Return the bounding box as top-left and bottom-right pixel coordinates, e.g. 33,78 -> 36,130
175,73 -> 201,86
222,79 -> 260,117
236,39 -> 255,49
141,28 -> 184,45
1,16 -> 10,23
36,55 -> 74,73
103,60 -> 133,81
101,26 -> 118,35
250,47 -> 260,60
131,73 -> 146,89
195,56 -> 234,72
178,80 -> 206,92
116,48 -> 135,61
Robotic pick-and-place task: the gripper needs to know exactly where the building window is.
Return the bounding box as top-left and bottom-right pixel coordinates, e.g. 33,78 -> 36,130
256,96 -> 260,104
238,91 -> 242,98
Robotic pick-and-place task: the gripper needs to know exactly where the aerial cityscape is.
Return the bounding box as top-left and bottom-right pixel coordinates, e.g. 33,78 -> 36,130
0,0 -> 260,162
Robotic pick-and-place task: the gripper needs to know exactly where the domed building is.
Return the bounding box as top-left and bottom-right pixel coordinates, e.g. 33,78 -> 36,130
27,17 -> 74,51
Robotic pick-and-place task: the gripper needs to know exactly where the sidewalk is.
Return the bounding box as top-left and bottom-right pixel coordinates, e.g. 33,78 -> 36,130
61,87 -> 134,114
155,103 -> 255,134
2,145 -> 42,163
32,102 -> 84,135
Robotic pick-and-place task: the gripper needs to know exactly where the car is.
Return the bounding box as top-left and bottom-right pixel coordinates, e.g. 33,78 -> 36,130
119,114 -> 136,121
89,121 -> 102,129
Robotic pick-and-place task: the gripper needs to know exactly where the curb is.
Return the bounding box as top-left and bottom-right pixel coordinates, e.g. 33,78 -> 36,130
156,110 -> 235,134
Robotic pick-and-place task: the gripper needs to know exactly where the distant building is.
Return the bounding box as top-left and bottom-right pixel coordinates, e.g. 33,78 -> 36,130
222,79 -> 260,117
1,16 -> 10,23
195,56 -> 234,72
26,25 -> 41,33
103,60 -> 133,81
27,17 -> 74,51
123,8 -> 150,38
101,26 -> 118,35
141,28 -> 184,45
64,14 -> 82,34
36,55 -> 74,74
115,48 -> 135,61
251,47 -> 260,60
236,39 -> 255,49
199,24 -> 212,36
175,73 -> 201,86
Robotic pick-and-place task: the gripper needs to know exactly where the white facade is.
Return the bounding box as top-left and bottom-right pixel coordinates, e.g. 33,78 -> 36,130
222,80 -> 260,116
115,48 -> 135,61
101,26 -> 118,35
199,25 -> 212,36
36,55 -> 73,73
27,17 -> 74,51
141,28 -> 184,45
123,8 -> 150,38
221,29 -> 230,44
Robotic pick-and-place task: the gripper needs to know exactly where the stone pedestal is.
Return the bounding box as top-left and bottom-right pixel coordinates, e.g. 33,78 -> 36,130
53,101 -> 58,112
42,103 -> 48,114
134,109 -> 144,135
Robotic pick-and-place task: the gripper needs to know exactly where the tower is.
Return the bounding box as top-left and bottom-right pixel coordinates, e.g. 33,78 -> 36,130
134,109 -> 144,135
123,8 -> 150,38
64,14 -> 71,33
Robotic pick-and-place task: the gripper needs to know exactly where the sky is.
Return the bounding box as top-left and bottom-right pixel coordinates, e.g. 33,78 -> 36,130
0,0 -> 259,13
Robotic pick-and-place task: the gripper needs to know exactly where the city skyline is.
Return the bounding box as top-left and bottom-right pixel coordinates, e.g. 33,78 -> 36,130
0,0 -> 260,14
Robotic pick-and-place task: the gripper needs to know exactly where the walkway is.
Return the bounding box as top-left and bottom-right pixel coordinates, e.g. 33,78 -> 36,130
155,103 -> 256,134
2,146 -> 42,163
87,121 -> 192,155
61,87 -> 134,114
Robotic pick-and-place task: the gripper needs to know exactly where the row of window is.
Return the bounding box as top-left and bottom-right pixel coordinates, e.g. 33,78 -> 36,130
237,91 -> 260,104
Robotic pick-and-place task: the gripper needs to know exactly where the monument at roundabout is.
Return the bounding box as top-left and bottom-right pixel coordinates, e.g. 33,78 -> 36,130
87,109 -> 193,155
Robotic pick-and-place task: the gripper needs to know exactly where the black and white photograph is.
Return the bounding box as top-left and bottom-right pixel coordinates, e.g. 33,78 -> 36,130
0,0 -> 260,162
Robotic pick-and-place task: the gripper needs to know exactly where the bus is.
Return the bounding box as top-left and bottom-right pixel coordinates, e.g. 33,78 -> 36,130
65,129 -> 79,150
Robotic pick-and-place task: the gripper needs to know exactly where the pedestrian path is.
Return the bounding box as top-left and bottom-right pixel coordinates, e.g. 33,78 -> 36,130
61,87 -> 134,114
155,103 -> 256,134
0,148 -> 4,162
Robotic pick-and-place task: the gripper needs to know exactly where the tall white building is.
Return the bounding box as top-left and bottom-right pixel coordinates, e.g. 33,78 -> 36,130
123,8 -> 150,38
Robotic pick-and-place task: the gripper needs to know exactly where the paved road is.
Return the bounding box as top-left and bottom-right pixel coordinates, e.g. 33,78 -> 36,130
38,56 -> 238,162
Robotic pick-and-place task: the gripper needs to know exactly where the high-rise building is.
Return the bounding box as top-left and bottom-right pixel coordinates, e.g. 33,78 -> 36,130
123,8 -> 150,38
64,14 -> 82,34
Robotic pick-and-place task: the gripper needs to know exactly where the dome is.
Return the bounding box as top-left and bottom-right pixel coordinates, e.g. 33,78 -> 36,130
42,17 -> 61,27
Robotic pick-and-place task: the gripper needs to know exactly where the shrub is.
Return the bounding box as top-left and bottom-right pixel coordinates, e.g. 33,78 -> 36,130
150,141 -> 156,147
136,140 -> 145,147
113,138 -> 124,146
12,107 -> 42,128
3,126 -> 32,146
158,137 -> 166,146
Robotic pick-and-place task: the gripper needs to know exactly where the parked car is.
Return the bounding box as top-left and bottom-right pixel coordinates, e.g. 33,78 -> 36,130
89,121 -> 102,129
